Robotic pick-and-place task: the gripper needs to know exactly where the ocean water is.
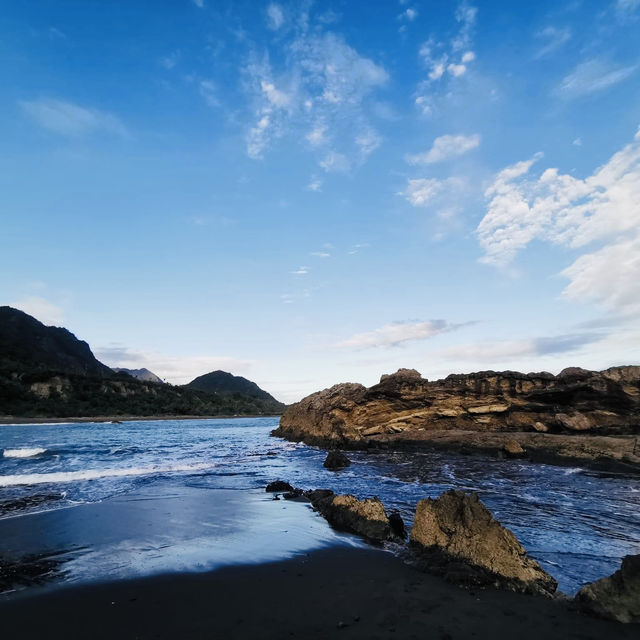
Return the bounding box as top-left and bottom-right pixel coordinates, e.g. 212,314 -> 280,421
1,417 -> 639,595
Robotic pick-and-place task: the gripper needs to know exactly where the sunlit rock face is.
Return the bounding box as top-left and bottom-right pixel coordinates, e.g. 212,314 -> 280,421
273,366 -> 640,469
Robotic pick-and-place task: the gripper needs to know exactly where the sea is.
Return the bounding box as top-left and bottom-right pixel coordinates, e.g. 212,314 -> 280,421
1,417 -> 639,596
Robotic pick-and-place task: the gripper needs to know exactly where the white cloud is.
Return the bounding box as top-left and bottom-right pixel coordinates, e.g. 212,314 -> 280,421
557,59 -> 637,98
320,151 -> 350,173
20,98 -> 128,137
160,51 -> 180,70
461,51 -> 475,63
447,63 -> 467,77
266,3 -> 285,30
336,320 -> 461,350
534,26 -> 571,59
307,177 -> 323,192
573,137 -> 582,146
96,346 -> 255,386
400,177 -> 465,207
355,129 -> 382,158
192,0 -> 204,7
9,296 -> 64,326
617,0 -> 640,12
478,126 -> 640,317
398,8 -> 418,21
261,80 -> 290,107
245,31 -> 387,167
310,251 -> 330,258
405,133 -> 480,165
291,266 -> 309,275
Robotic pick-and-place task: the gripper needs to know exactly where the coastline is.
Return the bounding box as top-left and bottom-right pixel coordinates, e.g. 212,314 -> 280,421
0,414 -> 283,425
1,546 -> 635,640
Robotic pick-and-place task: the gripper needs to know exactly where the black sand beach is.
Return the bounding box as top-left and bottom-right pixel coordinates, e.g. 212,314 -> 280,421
1,546 -> 635,640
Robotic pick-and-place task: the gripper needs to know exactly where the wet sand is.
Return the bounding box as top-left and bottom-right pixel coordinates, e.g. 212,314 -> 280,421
0,546 -> 635,640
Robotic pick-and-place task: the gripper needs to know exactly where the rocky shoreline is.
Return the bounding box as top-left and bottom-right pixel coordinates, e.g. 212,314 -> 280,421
273,366 -> 640,472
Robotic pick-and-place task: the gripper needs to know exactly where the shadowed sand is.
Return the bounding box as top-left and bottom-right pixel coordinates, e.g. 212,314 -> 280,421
0,547 -> 635,640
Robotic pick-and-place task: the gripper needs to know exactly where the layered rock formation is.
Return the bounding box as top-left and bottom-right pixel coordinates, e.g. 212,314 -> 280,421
575,555 -> 640,623
273,367 -> 640,469
409,490 -> 557,596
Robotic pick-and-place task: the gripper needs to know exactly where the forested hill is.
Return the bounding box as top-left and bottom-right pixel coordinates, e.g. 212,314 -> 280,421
0,307 -> 285,418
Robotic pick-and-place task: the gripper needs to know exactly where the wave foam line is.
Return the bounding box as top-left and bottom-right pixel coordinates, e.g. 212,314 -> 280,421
3,448 -> 48,459
0,462 -> 215,487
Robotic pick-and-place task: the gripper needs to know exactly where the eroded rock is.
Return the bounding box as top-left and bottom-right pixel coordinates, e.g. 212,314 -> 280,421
409,490 -> 557,596
266,480 -> 294,492
324,450 -> 351,470
575,555 -> 640,623
309,491 -> 394,542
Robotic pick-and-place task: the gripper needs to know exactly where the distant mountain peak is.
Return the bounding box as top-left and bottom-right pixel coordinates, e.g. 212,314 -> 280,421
185,370 -> 283,406
112,367 -> 164,384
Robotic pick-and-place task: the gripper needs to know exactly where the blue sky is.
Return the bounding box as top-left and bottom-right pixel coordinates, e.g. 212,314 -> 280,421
2,0 -> 639,402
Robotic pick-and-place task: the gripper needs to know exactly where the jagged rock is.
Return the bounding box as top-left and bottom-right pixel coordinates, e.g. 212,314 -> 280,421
503,439 -> 525,458
266,480 -> 294,492
282,488 -> 307,501
409,490 -> 557,596
324,450 -> 351,470
575,555 -> 640,623
272,366 -> 640,470
388,510 -> 407,540
308,491 -> 393,542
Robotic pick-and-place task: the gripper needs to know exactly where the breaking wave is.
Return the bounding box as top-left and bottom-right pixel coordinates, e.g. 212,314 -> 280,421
0,462 -> 215,487
3,448 -> 48,459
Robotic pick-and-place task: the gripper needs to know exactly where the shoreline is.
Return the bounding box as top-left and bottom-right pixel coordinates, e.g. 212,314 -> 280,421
0,414 -> 282,425
1,546 -> 635,639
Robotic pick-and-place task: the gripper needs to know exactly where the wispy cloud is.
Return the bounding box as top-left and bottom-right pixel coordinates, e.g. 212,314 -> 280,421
291,266 -> 309,275
20,98 -> 128,137
310,251 -> 330,258
192,0 -> 204,8
399,177 -> 465,207
534,26 -> 571,59
436,332 -> 603,362
405,133 -> 480,165
9,296 -> 64,326
266,3 -> 285,30
336,319 -> 464,350
557,59 -> 637,98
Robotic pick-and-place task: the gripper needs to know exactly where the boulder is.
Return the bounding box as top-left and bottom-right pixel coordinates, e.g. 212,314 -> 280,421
409,490 -> 557,596
308,491 -> 393,542
323,450 -> 351,470
388,510 -> 407,540
575,555 -> 640,623
265,480 -> 294,492
503,439 -> 525,458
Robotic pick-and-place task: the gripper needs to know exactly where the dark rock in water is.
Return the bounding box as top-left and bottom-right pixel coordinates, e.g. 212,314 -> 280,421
409,490 -> 557,596
323,450 -> 351,470
283,489 -> 308,502
266,480 -> 294,492
388,510 -> 407,540
575,554 -> 640,623
0,493 -> 63,516
308,490 -> 393,542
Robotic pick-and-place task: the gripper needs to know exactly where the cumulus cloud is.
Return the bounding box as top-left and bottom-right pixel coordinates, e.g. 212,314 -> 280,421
405,133 -> 480,165
95,346 -> 255,386
478,126 -> 640,317
9,296 -> 64,326
20,98 -> 128,137
557,59 -> 637,98
336,320 -> 464,350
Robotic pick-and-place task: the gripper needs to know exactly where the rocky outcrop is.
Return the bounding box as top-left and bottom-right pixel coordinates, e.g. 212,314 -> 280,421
266,480 -> 294,492
323,450 -> 351,469
409,490 -> 557,596
575,555 -> 640,623
273,367 -> 640,470
308,491 -> 395,542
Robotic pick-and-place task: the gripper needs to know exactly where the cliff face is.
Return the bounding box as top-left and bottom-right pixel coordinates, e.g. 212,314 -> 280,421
273,367 -> 640,469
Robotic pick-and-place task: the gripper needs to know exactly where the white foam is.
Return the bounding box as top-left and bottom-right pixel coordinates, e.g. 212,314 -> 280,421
0,462 -> 215,487
3,448 -> 48,459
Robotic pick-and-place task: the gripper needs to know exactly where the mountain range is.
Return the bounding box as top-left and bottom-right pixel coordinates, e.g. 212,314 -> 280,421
0,306 -> 285,418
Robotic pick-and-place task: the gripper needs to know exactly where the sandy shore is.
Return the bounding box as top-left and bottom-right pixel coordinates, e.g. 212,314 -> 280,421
0,546 -> 634,640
